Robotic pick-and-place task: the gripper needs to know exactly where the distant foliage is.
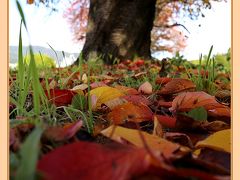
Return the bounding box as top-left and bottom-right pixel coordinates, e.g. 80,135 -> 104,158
23,53 -> 56,68
62,0 -> 224,54
28,0 -> 225,54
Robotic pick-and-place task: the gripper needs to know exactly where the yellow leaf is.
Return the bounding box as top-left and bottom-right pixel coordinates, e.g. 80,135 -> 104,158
195,129 -> 231,153
89,86 -> 124,110
101,125 -> 180,158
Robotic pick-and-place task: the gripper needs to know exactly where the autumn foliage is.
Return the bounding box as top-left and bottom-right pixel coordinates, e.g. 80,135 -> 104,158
63,0 -> 224,54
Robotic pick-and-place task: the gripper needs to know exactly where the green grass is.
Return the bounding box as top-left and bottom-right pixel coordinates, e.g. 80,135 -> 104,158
184,46 -> 218,95
119,71 -> 160,91
189,51 -> 231,73
15,124 -> 44,180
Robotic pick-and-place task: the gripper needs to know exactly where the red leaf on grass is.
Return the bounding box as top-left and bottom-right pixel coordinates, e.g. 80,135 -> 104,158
37,141 -> 153,180
45,89 -> 77,107
107,102 -> 153,124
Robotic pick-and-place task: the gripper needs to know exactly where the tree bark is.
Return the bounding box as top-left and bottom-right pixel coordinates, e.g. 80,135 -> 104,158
74,0 -> 157,64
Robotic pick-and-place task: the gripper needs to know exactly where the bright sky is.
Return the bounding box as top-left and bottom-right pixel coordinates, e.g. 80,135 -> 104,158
9,0 -> 231,60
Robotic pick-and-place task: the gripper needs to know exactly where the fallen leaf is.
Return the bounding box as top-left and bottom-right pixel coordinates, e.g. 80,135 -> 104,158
37,141 -> 156,180
82,73 -> 88,84
201,121 -> 230,132
45,89 -> 76,107
170,91 -> 230,121
157,101 -> 172,108
197,148 -> 230,174
153,115 -> 163,137
164,132 -> 193,148
195,129 -> 231,153
122,95 -> 151,106
155,77 -> 172,85
115,85 -> 139,95
103,98 -> 128,110
90,82 -> 108,89
89,86 -> 124,110
158,78 -> 196,95
71,84 -> 88,94
107,102 -> 153,124
43,120 -> 83,142
134,72 -> 147,78
154,115 -> 176,128
138,81 -> 153,94
101,125 -> 181,158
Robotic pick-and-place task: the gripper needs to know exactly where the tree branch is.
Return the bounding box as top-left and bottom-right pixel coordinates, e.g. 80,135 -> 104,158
154,23 -> 190,34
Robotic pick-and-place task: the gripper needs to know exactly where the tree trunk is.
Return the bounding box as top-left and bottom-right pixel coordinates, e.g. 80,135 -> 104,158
75,0 -> 157,64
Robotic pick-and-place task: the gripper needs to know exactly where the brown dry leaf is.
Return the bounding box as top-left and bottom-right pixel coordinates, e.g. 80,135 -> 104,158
101,125 -> 180,158
170,91 -> 230,120
201,121 -> 230,132
164,132 -> 193,148
158,78 -> 196,95
107,102 -> 153,124
195,129 -> 231,153
138,81 -> 153,94
89,86 -> 124,110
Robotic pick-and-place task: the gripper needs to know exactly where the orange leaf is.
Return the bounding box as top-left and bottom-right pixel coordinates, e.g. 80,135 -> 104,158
155,77 -> 172,85
170,91 -> 230,120
107,102 -> 153,124
158,78 -> 196,95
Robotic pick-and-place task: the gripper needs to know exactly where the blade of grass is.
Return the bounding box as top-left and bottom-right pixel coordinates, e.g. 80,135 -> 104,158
15,125 -> 44,180
16,0 -> 28,31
